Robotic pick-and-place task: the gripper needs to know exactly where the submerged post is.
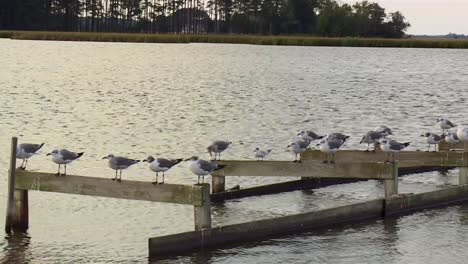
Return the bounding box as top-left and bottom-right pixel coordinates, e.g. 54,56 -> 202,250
194,183 -> 211,230
212,176 -> 225,193
5,137 -> 18,233
384,162 -> 398,198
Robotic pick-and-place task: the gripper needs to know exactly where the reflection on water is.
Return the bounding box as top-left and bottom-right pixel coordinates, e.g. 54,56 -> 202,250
1,232 -> 31,263
1,39 -> 468,262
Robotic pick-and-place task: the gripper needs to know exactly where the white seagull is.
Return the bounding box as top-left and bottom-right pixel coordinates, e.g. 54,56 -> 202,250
254,148 -> 272,161
47,149 -> 84,176
103,154 -> 140,182
16,142 -> 44,170
143,156 -> 183,184
186,156 -> 226,184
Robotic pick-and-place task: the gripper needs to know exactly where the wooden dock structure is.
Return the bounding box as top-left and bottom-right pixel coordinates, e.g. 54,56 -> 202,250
4,137 -> 468,258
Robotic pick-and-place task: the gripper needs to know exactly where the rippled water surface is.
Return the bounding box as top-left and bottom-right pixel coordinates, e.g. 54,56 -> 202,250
1,39 -> 468,263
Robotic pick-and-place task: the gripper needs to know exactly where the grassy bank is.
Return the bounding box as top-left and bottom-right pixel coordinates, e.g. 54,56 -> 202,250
1,31 -> 468,49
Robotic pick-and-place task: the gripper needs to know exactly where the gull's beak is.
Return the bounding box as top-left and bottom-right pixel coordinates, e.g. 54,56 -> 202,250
46,153 -> 51,156
359,140 -> 363,144
143,159 -> 148,162
316,143 -> 320,146
420,134 -> 425,137
184,158 -> 191,161
102,156 -> 108,159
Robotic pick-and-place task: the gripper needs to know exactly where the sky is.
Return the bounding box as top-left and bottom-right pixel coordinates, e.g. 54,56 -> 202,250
342,0 -> 468,35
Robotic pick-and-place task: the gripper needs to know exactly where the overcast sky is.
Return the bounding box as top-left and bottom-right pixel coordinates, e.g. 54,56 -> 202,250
342,0 -> 468,35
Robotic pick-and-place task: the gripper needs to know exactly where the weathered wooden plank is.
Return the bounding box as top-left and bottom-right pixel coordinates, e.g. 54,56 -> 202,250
149,199 -> 385,257
302,149 -> 465,167
214,160 -> 393,180
15,171 -> 204,206
439,140 -> 466,151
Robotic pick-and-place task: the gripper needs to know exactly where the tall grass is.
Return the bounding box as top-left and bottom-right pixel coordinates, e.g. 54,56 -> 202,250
1,31 -> 468,49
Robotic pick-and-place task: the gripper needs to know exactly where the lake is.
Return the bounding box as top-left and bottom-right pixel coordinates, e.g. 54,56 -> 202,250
1,39 -> 468,263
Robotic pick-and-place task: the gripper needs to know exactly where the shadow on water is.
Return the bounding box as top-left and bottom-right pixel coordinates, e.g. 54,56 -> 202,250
0,231 -> 31,264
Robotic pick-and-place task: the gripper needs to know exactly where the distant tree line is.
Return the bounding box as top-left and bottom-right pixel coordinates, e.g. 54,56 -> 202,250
0,0 -> 410,37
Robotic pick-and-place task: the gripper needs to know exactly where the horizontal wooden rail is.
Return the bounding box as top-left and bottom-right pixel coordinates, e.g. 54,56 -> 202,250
439,141 -> 467,151
302,150 -> 465,167
214,160 -> 394,180
15,171 -> 204,206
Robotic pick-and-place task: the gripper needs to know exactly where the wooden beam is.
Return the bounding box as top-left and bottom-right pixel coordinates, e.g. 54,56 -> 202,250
384,162 -> 398,198
214,160 -> 394,180
302,149 -> 465,167
14,171 -> 204,206
5,137 -> 18,233
439,140 -> 466,151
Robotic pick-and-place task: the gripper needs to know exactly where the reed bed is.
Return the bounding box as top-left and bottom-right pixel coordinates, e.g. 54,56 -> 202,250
1,31 -> 468,49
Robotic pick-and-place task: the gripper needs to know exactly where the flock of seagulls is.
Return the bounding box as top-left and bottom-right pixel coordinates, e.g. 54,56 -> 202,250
15,118 -> 468,184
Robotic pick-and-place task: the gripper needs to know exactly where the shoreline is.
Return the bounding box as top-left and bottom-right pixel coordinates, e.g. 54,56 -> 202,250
1,31 -> 468,49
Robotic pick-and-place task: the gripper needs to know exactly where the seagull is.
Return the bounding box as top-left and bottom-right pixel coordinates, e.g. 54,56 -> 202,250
373,126 -> 393,138
317,139 -> 345,164
444,131 -> 459,150
380,139 -> 410,162
16,142 -> 44,170
143,156 -> 183,184
296,130 -> 325,142
186,156 -> 226,184
47,149 -> 84,176
360,131 -> 383,152
103,154 -> 140,182
326,133 -> 350,142
287,139 -> 309,162
437,118 -> 456,133
421,132 -> 443,152
207,140 -> 232,161
254,148 -> 272,161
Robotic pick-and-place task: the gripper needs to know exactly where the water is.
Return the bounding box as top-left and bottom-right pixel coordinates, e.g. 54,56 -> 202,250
0,39 -> 468,263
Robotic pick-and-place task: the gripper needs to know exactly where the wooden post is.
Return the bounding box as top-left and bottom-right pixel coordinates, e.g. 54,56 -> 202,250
194,183 -> 211,230
212,176 -> 225,193
5,137 -> 18,233
12,190 -> 28,230
460,151 -> 468,185
384,162 -> 398,198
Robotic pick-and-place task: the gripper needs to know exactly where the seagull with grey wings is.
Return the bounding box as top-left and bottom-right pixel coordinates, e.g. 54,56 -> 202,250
287,139 -> 310,162
421,132 -> 443,152
297,130 -> 325,142
16,142 -> 44,170
437,118 -> 456,133
444,131 -> 459,150
103,154 -> 140,182
380,139 -> 410,162
317,138 -> 345,164
207,140 -> 232,161
360,131 -> 383,152
186,156 -> 226,184
47,149 -> 84,176
143,156 -> 183,184
373,126 -> 393,138
326,132 -> 350,142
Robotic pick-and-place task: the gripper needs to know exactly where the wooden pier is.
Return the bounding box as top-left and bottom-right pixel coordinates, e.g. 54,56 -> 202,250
4,137 -> 468,258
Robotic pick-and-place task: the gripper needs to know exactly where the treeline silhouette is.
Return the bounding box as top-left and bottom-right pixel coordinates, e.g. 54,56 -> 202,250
0,0 -> 410,37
